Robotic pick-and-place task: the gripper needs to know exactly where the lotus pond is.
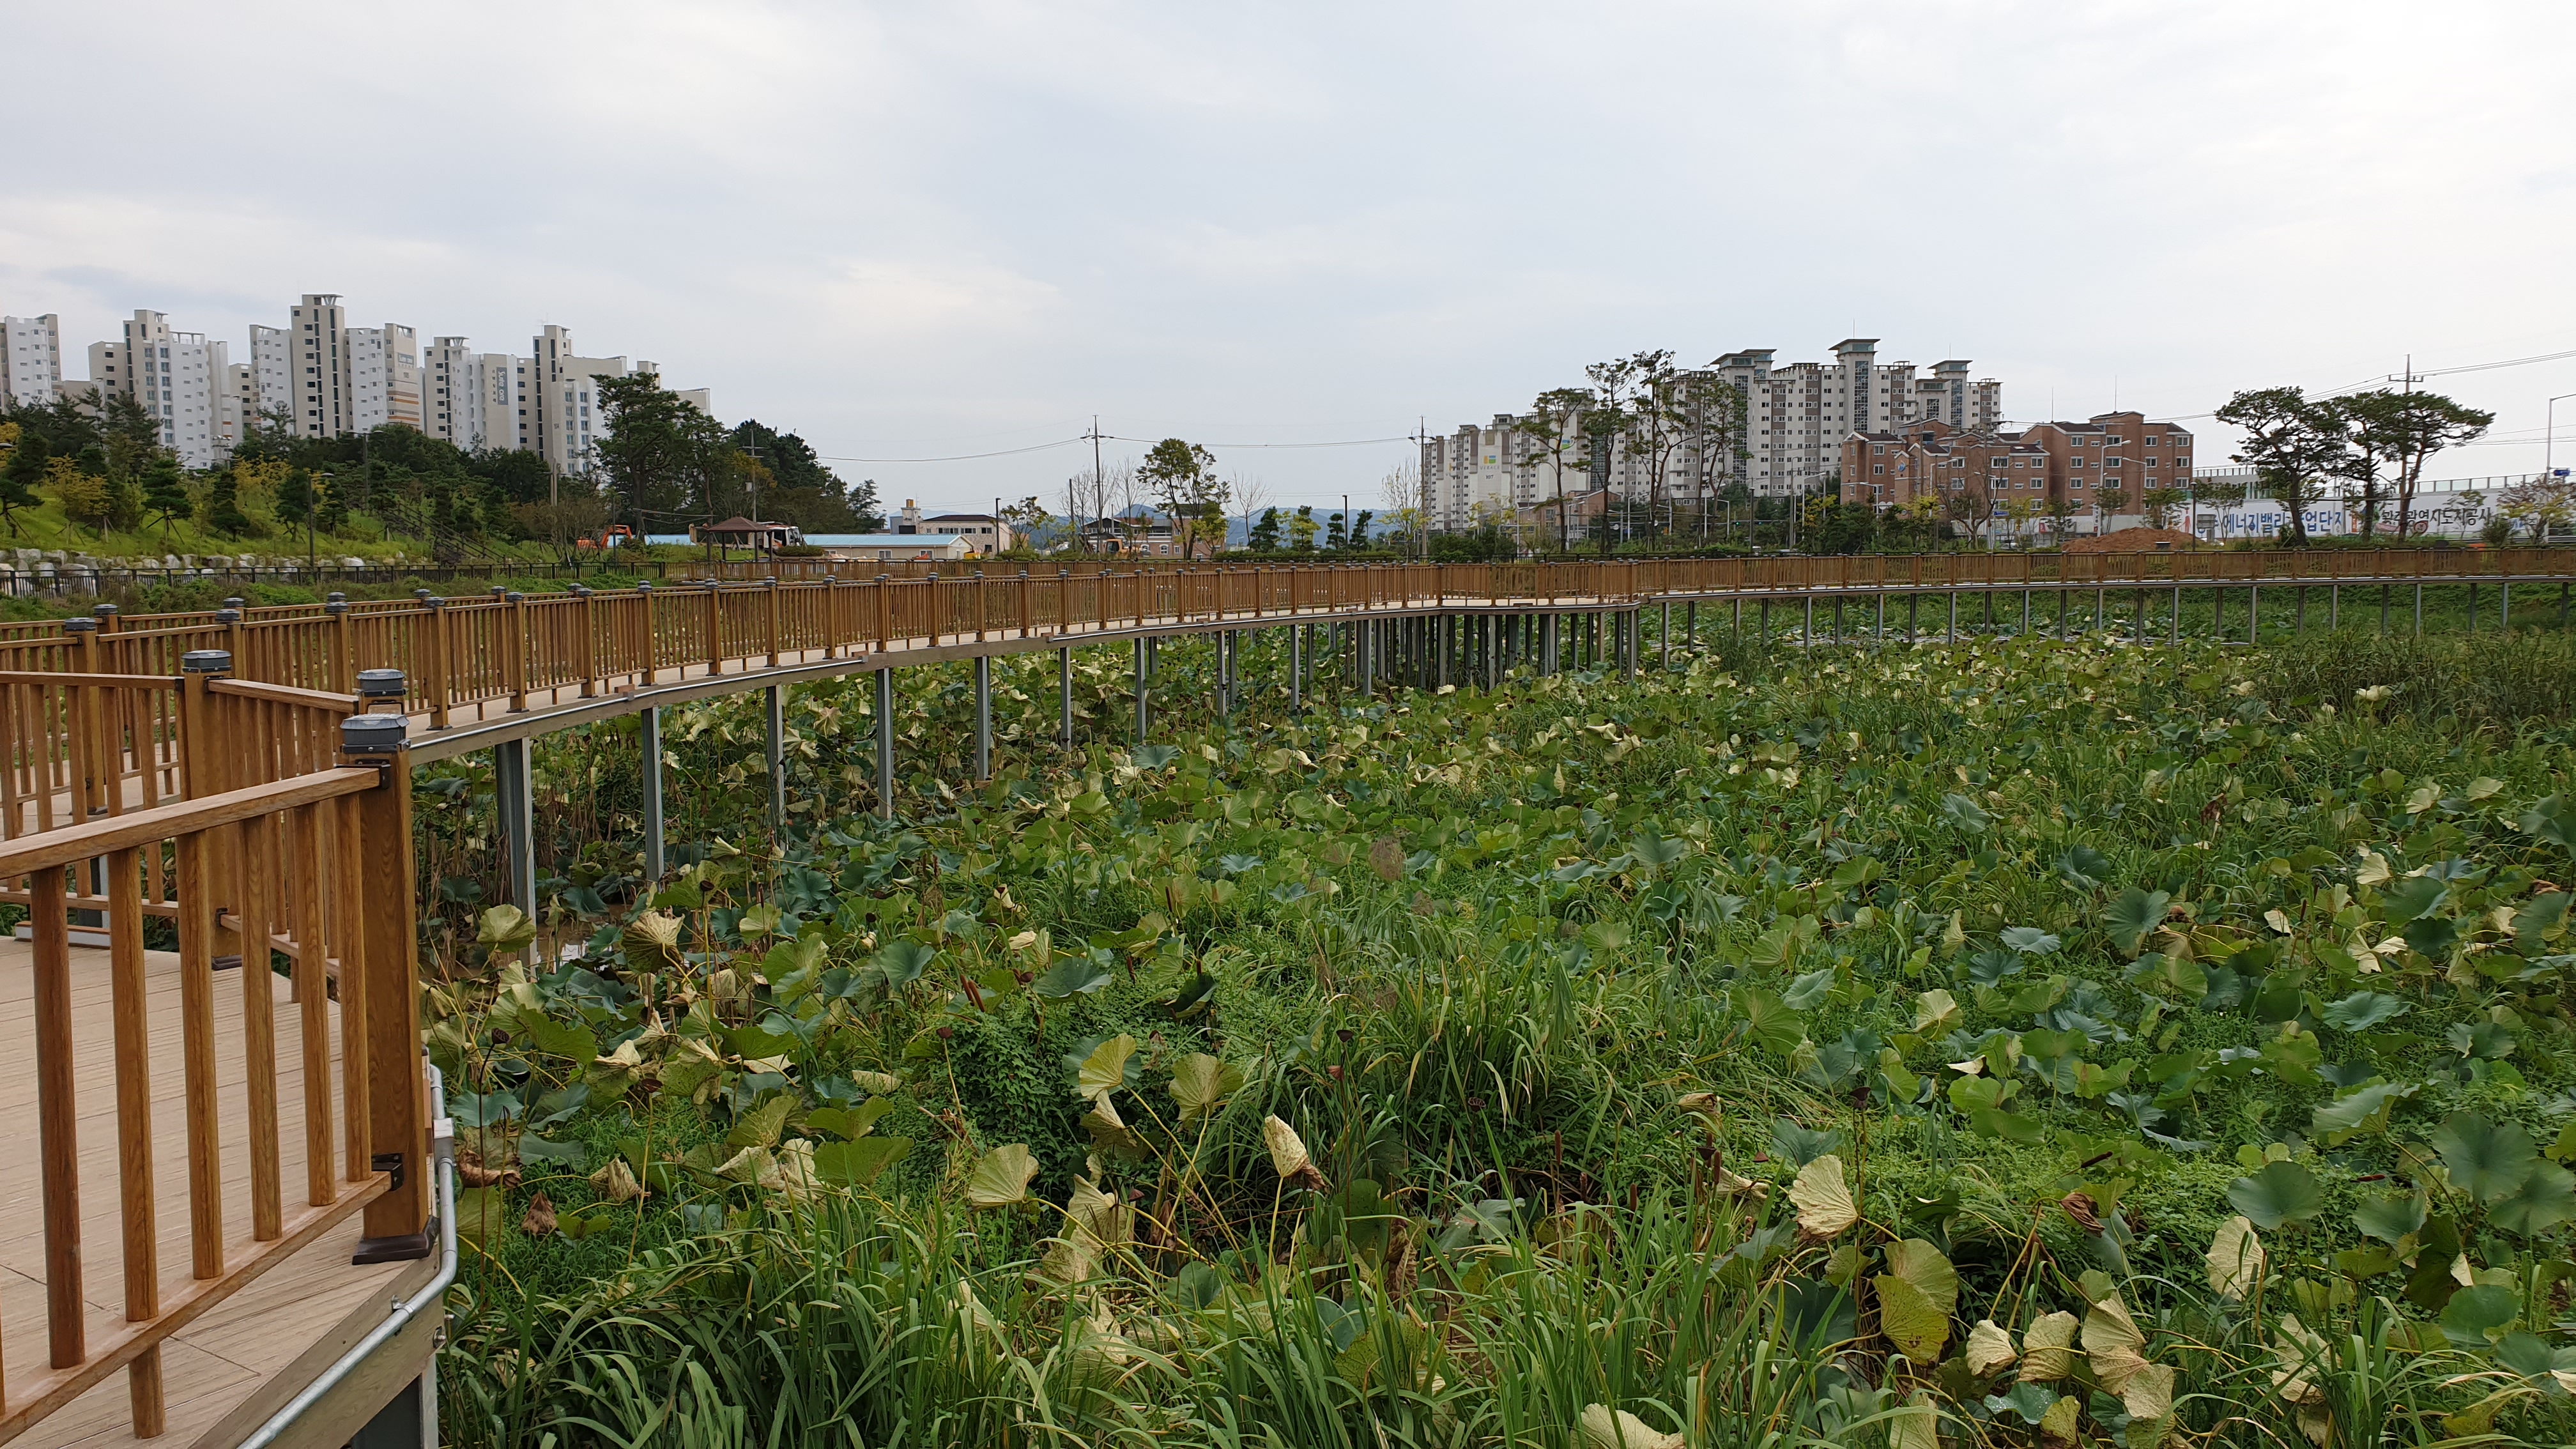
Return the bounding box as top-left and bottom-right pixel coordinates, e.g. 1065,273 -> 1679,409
424,622 -> 2576,1448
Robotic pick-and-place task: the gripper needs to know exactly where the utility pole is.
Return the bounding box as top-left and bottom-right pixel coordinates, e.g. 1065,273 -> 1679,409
1082,415 -> 1107,556
1412,415 -> 1429,559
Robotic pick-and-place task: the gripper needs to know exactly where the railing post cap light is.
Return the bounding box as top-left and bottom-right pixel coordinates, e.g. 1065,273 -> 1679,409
63,616 -> 98,634
328,590 -> 346,602
325,600 -> 351,615
572,585 -> 592,597
356,668 -> 407,699
181,648 -> 233,674
224,596 -> 245,608
413,588 -> 433,600
213,608 -> 240,624
489,585 -> 507,597
636,581 -> 652,592
341,713 -> 409,755
505,590 -> 526,603
93,602 -> 118,617
424,595 -> 446,610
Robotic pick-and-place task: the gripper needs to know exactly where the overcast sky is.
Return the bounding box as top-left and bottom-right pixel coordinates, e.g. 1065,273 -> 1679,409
6,1 -> 2574,515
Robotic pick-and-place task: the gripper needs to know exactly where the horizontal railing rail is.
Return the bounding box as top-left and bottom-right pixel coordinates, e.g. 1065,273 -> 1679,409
0,551 -> 2559,734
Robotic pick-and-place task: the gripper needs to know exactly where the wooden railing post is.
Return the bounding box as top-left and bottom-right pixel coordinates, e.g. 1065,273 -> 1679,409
422,598 -> 451,730
764,576 -> 782,667
505,591 -> 530,712
705,581 -> 725,677
326,594 -> 355,693
32,863 -> 84,1370
342,710 -> 429,1260
576,585 -> 600,697
636,583 -> 657,686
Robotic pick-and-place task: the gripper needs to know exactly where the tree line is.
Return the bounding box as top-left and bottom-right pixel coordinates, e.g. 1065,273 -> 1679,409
0,374 -> 873,561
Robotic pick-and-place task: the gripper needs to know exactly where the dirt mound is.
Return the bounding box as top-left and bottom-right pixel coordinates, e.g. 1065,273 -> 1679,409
2064,526 -> 2200,554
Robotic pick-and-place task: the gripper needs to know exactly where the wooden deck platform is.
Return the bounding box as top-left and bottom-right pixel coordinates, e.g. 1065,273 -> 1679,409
0,939 -> 433,1449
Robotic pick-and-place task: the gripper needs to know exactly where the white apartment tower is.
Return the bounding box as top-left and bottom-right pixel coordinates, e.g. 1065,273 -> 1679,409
532,324 -> 630,477
347,322 -> 422,433
76,311 -> 229,466
223,362 -> 255,454
491,355 -> 532,451
1422,416 -> 1552,530
424,337 -> 485,448
248,324 -> 291,433
289,294 -> 351,438
3,314 -> 63,406
1699,340 -> 2002,496
160,332 -> 227,466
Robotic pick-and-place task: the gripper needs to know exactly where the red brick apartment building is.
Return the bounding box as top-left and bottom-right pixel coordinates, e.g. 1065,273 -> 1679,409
1841,411 -> 2194,533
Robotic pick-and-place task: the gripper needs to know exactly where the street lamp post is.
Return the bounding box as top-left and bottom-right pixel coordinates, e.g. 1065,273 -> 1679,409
2545,392 -> 2576,481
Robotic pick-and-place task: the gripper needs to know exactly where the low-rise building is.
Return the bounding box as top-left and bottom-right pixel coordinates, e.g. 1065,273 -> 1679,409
806,532 -> 974,564
890,500 -> 1013,553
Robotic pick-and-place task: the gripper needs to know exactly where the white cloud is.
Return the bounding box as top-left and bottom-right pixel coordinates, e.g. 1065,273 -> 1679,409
4,0 -> 2573,510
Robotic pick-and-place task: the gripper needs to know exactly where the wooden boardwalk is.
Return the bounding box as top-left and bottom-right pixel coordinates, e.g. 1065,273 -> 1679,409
0,939 -> 431,1449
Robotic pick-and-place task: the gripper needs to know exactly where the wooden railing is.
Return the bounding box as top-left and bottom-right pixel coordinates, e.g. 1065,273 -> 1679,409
0,716 -> 424,1443
0,550 -> 2561,733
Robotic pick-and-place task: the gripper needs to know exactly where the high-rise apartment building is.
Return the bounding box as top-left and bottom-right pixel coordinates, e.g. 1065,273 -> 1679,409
160,332 -> 228,466
288,294 -> 351,438
425,337 -> 482,448
1699,340 -> 2002,496
222,362 -> 256,454
532,325 -> 608,476
3,314 -> 62,406
76,310 -> 231,465
347,323 -> 421,432
247,325 -> 291,433
1424,337 -> 2005,528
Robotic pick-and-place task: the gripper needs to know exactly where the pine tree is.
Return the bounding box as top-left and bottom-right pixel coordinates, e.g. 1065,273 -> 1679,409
0,432 -> 47,536
205,464 -> 254,537
141,456 -> 192,541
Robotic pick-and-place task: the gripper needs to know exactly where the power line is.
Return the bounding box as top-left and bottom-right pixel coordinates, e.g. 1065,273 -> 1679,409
815,438 -> 1087,464
811,430 -> 1413,464
1105,434 -> 1409,449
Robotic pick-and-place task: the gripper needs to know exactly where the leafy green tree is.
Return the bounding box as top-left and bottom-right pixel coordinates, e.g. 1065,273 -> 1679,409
1809,500 -> 1876,555
204,465 -> 255,537
1137,438 -> 1225,558
1514,387 -> 1593,555
2340,390 -> 2492,537
141,455 -> 193,541
1347,509 -> 1374,551
597,373 -> 728,537
730,419 -> 875,531
2046,485 -> 2078,545
994,496 -> 1055,551
1246,507 -> 1282,553
2095,484 -> 2130,537
275,466 -> 320,560
1680,372 -> 1748,542
466,446 -> 553,505
100,394 -> 161,483
2214,387 -> 2350,545
0,431 -> 49,536
52,456 -> 116,537
2138,485 -> 2188,531
1324,511 -> 1346,551
1288,505 -> 1319,552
